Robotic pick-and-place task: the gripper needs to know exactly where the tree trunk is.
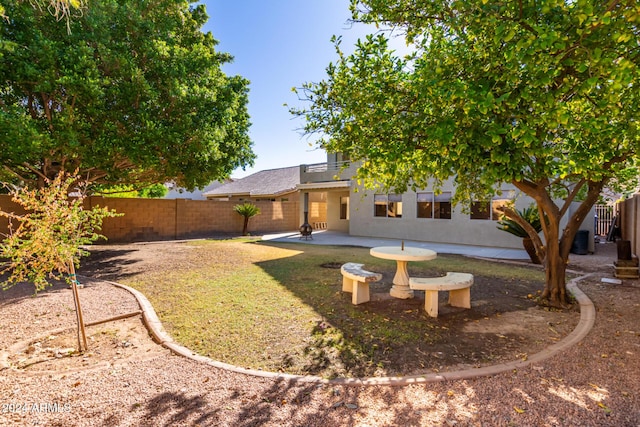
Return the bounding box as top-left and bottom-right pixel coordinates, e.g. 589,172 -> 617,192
512,178 -> 605,308
522,237 -> 542,264
242,217 -> 249,235
542,239 -> 568,306
69,261 -> 88,352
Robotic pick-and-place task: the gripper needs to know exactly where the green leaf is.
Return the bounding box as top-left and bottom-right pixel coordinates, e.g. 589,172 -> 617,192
0,0 -> 254,190
504,29 -> 516,42
292,0 -> 640,304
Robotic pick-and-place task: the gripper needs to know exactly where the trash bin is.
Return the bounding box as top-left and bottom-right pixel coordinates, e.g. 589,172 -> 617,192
571,230 -> 589,255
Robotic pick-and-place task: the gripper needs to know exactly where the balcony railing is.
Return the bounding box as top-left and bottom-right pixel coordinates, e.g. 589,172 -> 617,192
303,161 -> 351,173
300,161 -> 359,184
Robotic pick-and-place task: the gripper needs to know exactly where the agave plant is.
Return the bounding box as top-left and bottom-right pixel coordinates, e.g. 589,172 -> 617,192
497,206 -> 542,237
497,206 -> 543,264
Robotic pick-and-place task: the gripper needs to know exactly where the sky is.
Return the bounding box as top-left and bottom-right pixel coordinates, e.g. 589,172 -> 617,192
200,1 -> 386,178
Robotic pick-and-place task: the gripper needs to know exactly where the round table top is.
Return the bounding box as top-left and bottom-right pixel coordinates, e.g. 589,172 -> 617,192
370,246 -> 437,262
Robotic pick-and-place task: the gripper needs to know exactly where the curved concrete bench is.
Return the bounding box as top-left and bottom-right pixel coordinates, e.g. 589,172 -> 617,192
409,272 -> 473,318
341,262 -> 382,305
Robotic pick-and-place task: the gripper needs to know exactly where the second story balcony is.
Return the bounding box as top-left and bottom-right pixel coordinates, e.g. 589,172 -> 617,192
299,160 -> 360,184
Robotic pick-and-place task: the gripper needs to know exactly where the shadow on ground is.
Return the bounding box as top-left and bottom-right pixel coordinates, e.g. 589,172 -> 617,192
0,274 -> 69,306
253,241 -> 577,378
79,248 -> 144,281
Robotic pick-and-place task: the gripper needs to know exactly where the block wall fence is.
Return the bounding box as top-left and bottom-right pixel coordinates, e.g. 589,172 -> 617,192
620,194 -> 640,257
0,195 -> 326,243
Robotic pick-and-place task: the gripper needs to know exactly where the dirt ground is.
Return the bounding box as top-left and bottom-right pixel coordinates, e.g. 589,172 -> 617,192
64,239 -> 618,377
2,240 -> 640,426
0,240 -> 621,378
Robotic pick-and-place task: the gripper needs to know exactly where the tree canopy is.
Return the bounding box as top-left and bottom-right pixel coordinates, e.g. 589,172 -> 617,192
0,0 -> 255,190
294,0 -> 639,305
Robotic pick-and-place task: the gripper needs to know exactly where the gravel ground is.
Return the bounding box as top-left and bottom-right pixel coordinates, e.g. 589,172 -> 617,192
1,243 -> 639,426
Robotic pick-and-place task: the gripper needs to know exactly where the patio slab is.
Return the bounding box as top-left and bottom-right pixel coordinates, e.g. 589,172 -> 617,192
262,230 -> 531,260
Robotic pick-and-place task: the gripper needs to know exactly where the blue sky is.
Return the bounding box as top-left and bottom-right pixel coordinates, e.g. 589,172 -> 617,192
200,1 -> 380,178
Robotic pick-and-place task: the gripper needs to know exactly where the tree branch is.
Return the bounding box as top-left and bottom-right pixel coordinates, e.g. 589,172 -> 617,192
558,178 -> 586,218
502,206 -> 546,260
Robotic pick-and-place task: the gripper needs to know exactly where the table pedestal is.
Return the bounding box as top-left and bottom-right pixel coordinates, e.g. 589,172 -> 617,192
369,246 -> 437,300
389,260 -> 414,299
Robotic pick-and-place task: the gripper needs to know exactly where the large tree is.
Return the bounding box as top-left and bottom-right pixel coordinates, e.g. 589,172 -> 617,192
0,0 -> 254,190
294,0 -> 639,306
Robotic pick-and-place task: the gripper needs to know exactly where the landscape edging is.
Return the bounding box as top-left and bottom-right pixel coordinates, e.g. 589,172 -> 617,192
104,274 -> 596,386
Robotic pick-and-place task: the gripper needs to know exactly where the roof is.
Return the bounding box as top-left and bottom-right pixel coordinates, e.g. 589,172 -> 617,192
165,180 -> 229,200
203,166 -> 300,198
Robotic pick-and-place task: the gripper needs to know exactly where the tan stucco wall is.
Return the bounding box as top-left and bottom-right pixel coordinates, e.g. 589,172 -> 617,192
620,194 -> 640,256
297,192 -> 327,229
326,190 -> 350,233
349,193 -> 523,249
208,190 -> 300,203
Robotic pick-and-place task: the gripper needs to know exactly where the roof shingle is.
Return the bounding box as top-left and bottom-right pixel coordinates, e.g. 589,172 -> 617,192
203,166 -> 300,198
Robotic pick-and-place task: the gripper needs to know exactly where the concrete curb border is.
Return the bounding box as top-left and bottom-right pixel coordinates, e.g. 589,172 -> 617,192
105,273 -> 596,386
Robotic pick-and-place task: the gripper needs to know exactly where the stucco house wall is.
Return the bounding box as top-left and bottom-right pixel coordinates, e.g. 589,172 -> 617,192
217,190 -> 301,203
325,190 -> 350,233
348,184 -> 525,249
347,179 -> 596,251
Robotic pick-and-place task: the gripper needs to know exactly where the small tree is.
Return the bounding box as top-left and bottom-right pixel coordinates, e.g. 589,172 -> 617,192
293,0 -> 640,307
0,171 -> 120,351
233,203 -> 261,236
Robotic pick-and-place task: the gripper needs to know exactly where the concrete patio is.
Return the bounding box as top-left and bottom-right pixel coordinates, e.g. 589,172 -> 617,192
262,229 -> 531,260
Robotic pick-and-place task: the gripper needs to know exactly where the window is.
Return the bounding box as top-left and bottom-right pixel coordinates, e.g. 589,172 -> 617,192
470,198 -> 511,220
417,191 -> 452,219
417,192 -> 434,219
374,194 -> 403,218
374,194 -> 387,217
340,196 -> 349,220
470,201 -> 491,220
434,192 -> 452,219
388,194 -> 402,218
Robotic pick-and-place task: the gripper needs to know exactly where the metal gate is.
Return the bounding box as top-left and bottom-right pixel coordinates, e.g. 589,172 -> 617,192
594,204 -> 615,237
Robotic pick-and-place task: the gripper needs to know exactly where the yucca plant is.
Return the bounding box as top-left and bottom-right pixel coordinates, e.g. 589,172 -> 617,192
497,206 -> 543,264
233,202 -> 261,236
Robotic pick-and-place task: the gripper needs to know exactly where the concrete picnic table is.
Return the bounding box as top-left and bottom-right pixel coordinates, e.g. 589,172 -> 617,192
369,245 -> 437,299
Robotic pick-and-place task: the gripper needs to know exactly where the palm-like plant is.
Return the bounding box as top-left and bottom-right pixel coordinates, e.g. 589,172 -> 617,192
497,206 -> 543,264
233,202 -> 261,236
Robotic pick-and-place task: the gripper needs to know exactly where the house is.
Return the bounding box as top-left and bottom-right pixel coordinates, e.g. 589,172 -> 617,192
297,153 -> 355,233
298,153 -> 596,251
204,166 -> 328,228
203,166 -> 302,202
164,180 -> 229,200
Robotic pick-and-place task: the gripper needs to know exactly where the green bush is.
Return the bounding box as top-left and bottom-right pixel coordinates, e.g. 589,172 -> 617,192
497,206 -> 542,238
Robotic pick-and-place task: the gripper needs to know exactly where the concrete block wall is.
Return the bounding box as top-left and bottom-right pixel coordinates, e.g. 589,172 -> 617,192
0,195 -> 27,235
0,195 -> 306,243
87,197 -> 178,242
250,200 -> 302,233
